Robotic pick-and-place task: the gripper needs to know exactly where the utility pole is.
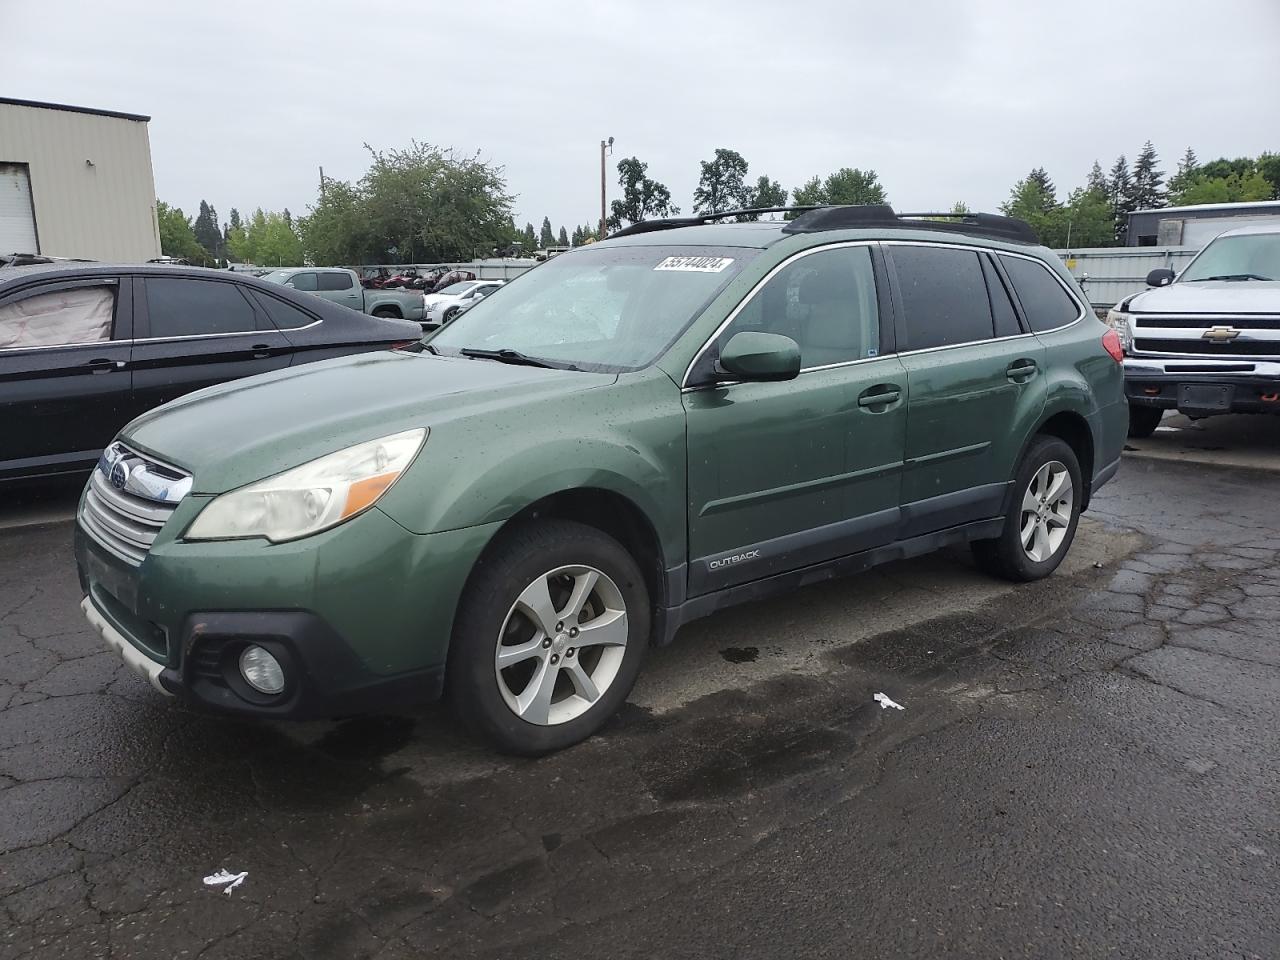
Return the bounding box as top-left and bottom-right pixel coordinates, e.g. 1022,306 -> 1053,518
319,166 -> 327,198
600,136 -> 613,240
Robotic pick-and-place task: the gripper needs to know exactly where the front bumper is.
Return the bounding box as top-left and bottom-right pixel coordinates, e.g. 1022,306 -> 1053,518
1123,356 -> 1280,415
75,504 -> 502,719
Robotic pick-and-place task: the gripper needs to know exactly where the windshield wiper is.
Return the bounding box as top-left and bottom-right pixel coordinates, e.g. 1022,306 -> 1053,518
1189,273 -> 1273,282
460,347 -> 561,369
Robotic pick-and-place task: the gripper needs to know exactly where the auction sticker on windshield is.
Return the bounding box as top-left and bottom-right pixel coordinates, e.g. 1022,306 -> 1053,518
654,256 -> 735,273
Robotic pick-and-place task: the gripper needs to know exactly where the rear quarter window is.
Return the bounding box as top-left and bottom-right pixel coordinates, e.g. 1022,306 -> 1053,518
1000,256 -> 1082,332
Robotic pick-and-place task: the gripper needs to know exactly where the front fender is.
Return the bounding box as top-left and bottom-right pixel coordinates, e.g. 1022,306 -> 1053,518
377,368 -> 687,565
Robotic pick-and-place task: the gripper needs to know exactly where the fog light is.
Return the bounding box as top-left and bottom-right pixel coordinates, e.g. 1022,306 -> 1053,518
239,645 -> 285,695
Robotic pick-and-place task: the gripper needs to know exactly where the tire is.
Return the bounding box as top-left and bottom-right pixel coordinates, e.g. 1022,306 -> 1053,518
1127,405 -> 1163,438
448,519 -> 650,755
971,435 -> 1083,583
371,306 -> 400,319
441,306 -> 459,324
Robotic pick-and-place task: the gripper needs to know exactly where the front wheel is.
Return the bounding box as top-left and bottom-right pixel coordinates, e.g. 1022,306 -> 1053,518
972,435 -> 1082,583
1127,405 -> 1164,438
448,520 -> 650,755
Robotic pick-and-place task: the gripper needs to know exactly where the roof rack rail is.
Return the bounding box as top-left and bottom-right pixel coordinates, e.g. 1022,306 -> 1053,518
782,206 -> 1038,244
607,206 -> 821,239
605,204 -> 1039,245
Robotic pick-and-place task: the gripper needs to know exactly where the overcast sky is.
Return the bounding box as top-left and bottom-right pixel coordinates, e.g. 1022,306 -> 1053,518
5,0 -> 1279,231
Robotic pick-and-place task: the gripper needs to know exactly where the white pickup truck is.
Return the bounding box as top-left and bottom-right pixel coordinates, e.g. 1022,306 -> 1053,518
260,267 -> 426,323
1112,224 -> 1280,436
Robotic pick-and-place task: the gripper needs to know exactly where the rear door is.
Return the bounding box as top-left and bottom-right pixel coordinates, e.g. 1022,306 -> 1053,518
0,276 -> 133,477
887,242 -> 1046,537
128,274 -> 293,417
683,243 -> 908,594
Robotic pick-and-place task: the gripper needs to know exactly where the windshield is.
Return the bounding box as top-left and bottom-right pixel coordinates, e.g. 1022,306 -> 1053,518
1180,233 -> 1280,282
259,270 -> 293,284
428,245 -> 756,372
437,281 -> 480,296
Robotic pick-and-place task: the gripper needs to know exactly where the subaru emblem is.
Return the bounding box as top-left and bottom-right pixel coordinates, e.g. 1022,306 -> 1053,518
109,460 -> 128,489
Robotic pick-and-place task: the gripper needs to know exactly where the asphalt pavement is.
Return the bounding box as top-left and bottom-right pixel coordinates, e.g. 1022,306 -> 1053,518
1,425 -> 1277,959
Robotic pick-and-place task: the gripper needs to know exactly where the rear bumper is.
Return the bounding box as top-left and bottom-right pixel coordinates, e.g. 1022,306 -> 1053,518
1123,356 -> 1280,415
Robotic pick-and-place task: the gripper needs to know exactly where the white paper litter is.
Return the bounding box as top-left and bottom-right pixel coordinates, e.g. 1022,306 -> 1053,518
203,869 -> 248,895
874,692 -> 905,711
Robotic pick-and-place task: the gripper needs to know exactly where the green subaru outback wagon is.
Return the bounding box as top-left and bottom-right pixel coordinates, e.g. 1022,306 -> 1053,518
75,205 -> 1127,754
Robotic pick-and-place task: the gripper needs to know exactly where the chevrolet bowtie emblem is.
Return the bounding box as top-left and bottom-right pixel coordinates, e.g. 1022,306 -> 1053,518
1202,325 -> 1241,343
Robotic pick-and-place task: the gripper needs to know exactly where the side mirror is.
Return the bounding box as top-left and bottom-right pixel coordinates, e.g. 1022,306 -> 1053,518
1146,268 -> 1175,287
716,332 -> 801,382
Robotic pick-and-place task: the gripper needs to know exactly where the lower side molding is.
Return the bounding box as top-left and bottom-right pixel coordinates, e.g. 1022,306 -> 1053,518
653,516 -> 1004,646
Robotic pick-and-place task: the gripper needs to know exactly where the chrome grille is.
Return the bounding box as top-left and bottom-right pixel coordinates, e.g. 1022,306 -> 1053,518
79,443 -> 192,566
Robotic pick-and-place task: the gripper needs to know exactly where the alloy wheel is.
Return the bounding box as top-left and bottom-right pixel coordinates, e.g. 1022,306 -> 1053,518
494,564 -> 629,726
1019,460 -> 1073,563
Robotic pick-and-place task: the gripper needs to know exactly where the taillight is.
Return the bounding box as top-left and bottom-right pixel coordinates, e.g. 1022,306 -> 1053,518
1101,329 -> 1124,362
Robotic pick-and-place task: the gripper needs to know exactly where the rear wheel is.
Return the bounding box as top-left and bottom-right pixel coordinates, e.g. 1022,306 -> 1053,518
1127,405 -> 1163,438
372,306 -> 400,319
448,520 -> 649,755
972,435 -> 1082,582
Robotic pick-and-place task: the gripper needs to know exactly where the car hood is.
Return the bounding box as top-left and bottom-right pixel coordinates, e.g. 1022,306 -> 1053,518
1126,280 -> 1280,314
122,351 -> 616,493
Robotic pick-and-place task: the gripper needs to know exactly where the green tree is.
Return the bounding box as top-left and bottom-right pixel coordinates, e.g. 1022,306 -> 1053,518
608,156 -> 679,229
155,201 -> 210,264
1257,152 -> 1280,199
1059,186 -> 1116,248
557,225 -> 569,246
743,175 -> 787,218
950,201 -> 972,214
240,208 -> 303,267
693,148 -> 751,215
539,216 -> 555,249
1085,160 -> 1109,195
193,200 -> 222,262
1108,155 -> 1135,243
1176,171 -> 1273,205
223,207 -> 248,262
296,181 -> 367,265
822,167 -> 888,205
1001,172 -> 1061,243
1165,147 -> 1199,203
790,174 -> 825,210
521,222 -> 537,251
1131,141 -> 1165,210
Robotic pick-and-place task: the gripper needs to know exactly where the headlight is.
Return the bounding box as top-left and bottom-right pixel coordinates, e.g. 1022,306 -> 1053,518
1106,308 -> 1133,351
185,428 -> 426,543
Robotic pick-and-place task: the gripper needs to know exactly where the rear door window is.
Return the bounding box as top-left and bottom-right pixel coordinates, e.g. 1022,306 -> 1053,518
999,256 -> 1082,332
144,277 -> 260,337
891,246 -> 994,350
0,284 -> 116,349
317,272 -> 353,291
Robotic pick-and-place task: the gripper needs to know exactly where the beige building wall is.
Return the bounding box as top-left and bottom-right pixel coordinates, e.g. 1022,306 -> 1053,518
0,99 -> 161,262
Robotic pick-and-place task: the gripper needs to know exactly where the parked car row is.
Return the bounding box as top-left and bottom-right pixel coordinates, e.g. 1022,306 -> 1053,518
0,263 -> 421,482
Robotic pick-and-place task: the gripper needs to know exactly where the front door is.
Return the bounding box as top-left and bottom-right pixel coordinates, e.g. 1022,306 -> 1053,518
129,275 -> 293,419
886,243 -> 1047,537
683,243 -> 908,595
0,276 -> 133,478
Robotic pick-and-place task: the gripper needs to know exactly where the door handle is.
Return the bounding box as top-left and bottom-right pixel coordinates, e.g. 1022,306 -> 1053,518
1006,359 -> 1038,382
86,358 -> 126,374
857,386 -> 902,408
251,343 -> 272,359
